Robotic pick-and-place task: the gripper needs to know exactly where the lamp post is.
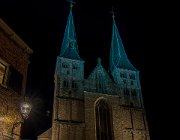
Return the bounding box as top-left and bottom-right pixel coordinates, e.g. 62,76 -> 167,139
11,100 -> 32,140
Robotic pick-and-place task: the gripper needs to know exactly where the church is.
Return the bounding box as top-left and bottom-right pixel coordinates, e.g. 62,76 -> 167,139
38,2 -> 150,140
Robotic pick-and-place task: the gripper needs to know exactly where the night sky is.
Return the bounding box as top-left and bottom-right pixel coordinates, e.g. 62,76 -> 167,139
0,0 -> 162,140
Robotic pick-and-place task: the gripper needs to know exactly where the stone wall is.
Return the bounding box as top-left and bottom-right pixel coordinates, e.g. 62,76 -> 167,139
84,91 -> 150,140
51,122 -> 85,140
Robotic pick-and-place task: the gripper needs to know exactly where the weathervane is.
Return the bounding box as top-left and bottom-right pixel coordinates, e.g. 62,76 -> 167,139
67,0 -> 76,8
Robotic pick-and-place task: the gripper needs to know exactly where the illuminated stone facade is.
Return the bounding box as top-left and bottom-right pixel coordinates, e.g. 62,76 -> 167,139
0,18 -> 33,140
38,4 -> 150,140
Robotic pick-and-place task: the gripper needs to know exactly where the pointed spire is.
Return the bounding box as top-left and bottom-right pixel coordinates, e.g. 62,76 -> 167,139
109,9 -> 137,71
59,0 -> 82,60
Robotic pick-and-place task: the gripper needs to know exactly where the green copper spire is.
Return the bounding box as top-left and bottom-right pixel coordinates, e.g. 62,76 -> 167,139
59,0 -> 82,60
109,11 -> 137,71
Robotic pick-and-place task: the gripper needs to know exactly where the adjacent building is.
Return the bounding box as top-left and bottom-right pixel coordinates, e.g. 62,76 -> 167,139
0,18 -> 33,140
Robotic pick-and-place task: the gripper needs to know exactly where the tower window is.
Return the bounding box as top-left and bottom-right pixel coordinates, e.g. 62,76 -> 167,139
124,89 -> 129,95
62,63 -> 68,68
123,80 -> 127,84
95,100 -> 113,140
99,83 -> 102,89
120,72 -> 127,78
72,80 -> 77,88
129,74 -> 135,80
131,89 -> 137,96
63,80 -> 69,87
130,81 -> 134,85
67,70 -> 69,75
72,65 -> 78,70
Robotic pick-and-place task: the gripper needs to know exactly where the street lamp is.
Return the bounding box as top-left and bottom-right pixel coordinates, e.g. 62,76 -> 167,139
11,99 -> 32,140
20,101 -> 31,120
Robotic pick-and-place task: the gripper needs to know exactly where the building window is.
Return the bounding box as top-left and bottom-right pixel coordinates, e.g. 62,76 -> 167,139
120,72 -> 127,78
67,70 -> 69,75
129,74 -> 135,80
0,61 -> 7,84
99,82 -> 102,89
62,63 -> 68,68
123,79 -> 127,84
8,66 -> 23,93
72,65 -> 78,70
0,59 -> 23,93
131,89 -> 137,96
124,88 -> 129,95
95,100 -> 113,140
130,80 -> 134,86
72,80 -> 77,88
63,80 -> 69,87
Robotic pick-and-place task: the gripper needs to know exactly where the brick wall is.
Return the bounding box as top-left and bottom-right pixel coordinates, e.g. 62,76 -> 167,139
0,19 -> 32,140
0,29 -> 30,94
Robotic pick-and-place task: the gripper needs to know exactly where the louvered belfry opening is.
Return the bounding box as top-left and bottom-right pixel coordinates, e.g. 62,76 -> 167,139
95,99 -> 113,140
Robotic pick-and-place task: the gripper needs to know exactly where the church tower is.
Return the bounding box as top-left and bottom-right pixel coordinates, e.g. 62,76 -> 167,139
52,1 -> 85,140
109,12 -> 143,108
38,2 -> 150,140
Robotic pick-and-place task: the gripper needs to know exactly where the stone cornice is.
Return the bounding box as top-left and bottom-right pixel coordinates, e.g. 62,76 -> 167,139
0,18 -> 33,54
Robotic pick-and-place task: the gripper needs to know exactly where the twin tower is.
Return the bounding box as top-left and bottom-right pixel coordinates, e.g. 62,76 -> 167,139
38,3 -> 150,140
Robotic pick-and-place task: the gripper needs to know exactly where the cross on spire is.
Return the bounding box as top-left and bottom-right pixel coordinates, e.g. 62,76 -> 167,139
67,0 -> 76,8
109,6 -> 117,18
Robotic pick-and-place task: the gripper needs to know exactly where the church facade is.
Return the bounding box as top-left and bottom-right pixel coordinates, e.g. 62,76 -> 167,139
38,3 -> 150,140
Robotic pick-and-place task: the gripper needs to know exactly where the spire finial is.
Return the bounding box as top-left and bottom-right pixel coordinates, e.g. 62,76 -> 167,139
67,0 -> 76,8
109,6 -> 116,18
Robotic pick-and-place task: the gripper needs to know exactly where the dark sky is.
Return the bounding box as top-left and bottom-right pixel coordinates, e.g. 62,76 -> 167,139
0,0 -> 162,140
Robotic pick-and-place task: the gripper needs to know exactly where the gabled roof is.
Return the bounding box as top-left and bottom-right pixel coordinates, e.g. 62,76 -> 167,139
86,58 -> 114,94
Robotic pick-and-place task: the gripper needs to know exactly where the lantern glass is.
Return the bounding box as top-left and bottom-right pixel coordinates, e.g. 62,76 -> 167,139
20,102 -> 31,119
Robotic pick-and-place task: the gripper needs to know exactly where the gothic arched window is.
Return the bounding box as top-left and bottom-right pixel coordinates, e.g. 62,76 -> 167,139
95,99 -> 113,140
